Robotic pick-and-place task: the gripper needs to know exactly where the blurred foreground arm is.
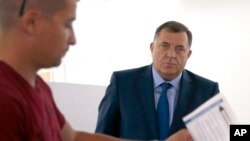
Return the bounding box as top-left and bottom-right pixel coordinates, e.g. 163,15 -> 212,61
61,121 -> 123,141
62,121 -> 192,141
167,129 -> 193,141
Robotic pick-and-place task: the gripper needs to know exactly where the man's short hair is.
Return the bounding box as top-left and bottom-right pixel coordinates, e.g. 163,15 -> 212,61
0,0 -> 67,29
154,21 -> 192,47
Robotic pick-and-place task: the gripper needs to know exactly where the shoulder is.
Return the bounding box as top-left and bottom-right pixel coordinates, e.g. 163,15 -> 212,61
0,81 -> 26,124
183,69 -> 218,85
108,65 -> 152,85
113,65 -> 151,77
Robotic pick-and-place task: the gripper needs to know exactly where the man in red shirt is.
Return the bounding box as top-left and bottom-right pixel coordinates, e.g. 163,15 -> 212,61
0,0 -> 192,141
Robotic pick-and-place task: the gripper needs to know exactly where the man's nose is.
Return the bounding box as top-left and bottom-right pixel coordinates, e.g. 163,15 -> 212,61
166,47 -> 176,57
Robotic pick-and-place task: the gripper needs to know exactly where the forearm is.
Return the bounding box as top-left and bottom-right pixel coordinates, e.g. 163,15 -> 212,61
61,120 -> 125,141
75,132 -> 124,141
165,129 -> 193,141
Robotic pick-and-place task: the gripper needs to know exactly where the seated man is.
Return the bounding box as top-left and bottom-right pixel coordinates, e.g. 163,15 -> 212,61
95,21 -> 219,140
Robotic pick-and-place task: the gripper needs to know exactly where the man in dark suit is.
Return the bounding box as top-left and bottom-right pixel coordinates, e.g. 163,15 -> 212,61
95,21 -> 219,140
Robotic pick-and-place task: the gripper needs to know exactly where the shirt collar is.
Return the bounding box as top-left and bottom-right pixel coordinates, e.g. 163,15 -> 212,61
152,66 -> 182,89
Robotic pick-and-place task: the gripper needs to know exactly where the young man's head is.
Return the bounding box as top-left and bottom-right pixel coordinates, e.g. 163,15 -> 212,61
0,0 -> 77,69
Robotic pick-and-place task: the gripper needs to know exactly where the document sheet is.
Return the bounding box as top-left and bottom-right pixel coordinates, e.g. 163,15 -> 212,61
183,93 -> 239,141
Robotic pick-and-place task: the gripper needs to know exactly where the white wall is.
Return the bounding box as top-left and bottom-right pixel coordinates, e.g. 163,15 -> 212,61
49,82 -> 105,132
47,0 -> 250,126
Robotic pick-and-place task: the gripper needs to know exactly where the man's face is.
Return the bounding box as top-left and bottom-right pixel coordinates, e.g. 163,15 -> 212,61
34,0 -> 77,68
150,29 -> 192,80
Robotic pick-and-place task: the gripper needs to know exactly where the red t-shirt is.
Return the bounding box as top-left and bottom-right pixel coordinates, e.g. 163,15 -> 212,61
0,61 -> 65,141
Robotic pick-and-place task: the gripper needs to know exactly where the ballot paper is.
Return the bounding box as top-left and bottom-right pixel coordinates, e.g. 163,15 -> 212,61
183,93 -> 239,141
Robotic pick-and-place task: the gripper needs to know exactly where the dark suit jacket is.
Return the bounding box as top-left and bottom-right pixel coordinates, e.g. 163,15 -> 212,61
95,65 -> 219,140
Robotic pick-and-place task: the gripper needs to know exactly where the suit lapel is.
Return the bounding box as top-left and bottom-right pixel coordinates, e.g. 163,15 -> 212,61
137,65 -> 159,138
170,70 -> 193,133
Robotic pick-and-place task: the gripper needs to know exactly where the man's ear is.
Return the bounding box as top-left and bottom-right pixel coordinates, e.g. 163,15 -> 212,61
20,10 -> 43,34
150,42 -> 154,53
187,50 -> 192,59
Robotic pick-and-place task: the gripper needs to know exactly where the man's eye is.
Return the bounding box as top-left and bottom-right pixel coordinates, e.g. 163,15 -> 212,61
160,44 -> 169,48
176,47 -> 185,52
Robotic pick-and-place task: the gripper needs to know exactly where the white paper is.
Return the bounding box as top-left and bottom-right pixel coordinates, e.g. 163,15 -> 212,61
183,93 -> 239,141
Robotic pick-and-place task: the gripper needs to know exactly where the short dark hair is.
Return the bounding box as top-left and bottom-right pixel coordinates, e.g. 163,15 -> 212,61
154,21 -> 192,47
0,0 -> 79,30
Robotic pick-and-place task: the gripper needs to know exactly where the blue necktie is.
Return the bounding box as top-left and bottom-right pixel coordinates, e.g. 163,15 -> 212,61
157,83 -> 171,140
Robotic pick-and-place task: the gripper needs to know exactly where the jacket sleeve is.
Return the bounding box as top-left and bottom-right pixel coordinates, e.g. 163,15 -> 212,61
95,72 -> 121,137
